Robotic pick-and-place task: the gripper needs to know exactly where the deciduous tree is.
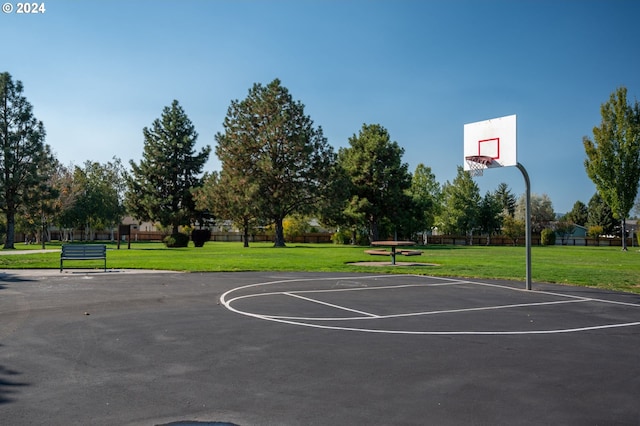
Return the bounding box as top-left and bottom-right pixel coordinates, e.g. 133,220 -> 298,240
583,86 -> 640,250
502,215 -> 525,246
193,171 -> 261,247
515,193 -> 555,234
554,220 -> 575,245
74,159 -> 126,240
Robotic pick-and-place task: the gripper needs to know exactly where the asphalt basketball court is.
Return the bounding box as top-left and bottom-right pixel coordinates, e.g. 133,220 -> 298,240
1,269 -> 639,425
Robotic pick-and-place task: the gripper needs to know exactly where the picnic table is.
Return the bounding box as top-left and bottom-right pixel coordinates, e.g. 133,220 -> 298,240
368,240 -> 419,265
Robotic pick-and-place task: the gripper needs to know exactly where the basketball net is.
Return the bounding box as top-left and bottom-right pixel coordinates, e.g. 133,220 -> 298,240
465,155 -> 493,177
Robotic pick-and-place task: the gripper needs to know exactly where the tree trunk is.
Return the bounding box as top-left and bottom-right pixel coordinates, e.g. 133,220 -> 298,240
172,224 -> 179,235
4,209 -> 15,249
369,217 -> 379,243
274,217 -> 286,247
243,217 -> 250,248
621,217 -> 628,251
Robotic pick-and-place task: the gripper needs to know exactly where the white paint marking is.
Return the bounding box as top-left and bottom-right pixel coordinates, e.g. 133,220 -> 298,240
265,298 -> 587,321
219,275 -> 640,336
284,292 -> 378,317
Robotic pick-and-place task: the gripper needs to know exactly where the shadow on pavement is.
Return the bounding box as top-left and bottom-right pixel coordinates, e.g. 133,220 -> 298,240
0,272 -> 35,284
0,360 -> 29,404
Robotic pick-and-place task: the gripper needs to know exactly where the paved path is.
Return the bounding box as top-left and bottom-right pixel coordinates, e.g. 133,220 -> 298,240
1,271 -> 639,425
0,249 -> 59,255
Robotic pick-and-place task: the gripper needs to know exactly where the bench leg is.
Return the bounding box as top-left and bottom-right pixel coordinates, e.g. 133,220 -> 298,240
391,247 -> 396,265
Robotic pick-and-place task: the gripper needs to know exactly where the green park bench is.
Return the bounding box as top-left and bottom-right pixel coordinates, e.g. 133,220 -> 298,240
60,244 -> 107,272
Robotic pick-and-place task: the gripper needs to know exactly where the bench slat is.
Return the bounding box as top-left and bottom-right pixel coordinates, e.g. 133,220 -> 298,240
364,249 -> 391,256
397,250 -> 423,256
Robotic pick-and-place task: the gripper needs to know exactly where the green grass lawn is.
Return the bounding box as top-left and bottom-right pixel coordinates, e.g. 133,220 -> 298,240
2,241 -> 639,293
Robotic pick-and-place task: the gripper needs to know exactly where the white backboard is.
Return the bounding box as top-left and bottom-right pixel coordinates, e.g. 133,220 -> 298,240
464,114 -> 517,171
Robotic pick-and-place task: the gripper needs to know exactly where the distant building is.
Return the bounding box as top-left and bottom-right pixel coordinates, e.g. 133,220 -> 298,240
121,216 -> 157,232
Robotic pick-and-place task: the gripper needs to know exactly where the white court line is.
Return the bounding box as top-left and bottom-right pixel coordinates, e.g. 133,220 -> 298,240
265,298 -> 588,321
222,276 -> 440,305
243,315 -> 640,335
220,274 -> 411,300
284,292 -> 378,317
225,281 -> 464,304
219,275 -> 640,335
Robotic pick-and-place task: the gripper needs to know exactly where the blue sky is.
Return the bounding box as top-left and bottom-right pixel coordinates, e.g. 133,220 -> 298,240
3,0 -> 639,213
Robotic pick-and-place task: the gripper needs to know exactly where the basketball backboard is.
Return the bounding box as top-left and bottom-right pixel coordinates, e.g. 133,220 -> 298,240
464,114 -> 517,173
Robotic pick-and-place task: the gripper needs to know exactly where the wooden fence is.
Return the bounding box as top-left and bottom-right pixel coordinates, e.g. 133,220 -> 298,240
426,235 -> 636,247
123,231 -> 332,244
24,230 -> 635,248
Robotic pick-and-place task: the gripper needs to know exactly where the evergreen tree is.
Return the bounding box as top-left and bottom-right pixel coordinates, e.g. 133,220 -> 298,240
337,123 -> 412,242
564,200 -> 588,226
407,163 -> 441,240
214,79 -> 337,247
495,182 -> 516,217
583,86 -> 640,250
125,100 -> 210,235
478,191 -> 503,244
19,173 -> 59,247
437,166 -> 481,237
0,72 -> 57,248
586,192 -> 616,235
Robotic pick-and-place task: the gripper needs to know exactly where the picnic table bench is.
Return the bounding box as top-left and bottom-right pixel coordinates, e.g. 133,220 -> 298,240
366,241 -> 422,265
60,244 -> 107,272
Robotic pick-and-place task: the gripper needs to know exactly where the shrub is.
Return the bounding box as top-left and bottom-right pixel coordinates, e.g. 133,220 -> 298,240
331,227 -> 368,245
191,229 -> 212,247
164,232 -> 190,248
283,215 -> 310,241
587,225 -> 603,239
541,228 -> 556,246
331,228 -> 351,245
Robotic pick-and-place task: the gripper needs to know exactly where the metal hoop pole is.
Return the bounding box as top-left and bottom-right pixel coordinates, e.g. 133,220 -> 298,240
516,162 -> 532,290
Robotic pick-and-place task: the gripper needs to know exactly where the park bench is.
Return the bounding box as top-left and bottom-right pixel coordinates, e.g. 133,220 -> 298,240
364,249 -> 392,256
60,244 -> 107,272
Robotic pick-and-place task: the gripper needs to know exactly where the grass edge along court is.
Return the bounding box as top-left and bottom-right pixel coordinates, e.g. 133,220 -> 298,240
1,242 -> 639,294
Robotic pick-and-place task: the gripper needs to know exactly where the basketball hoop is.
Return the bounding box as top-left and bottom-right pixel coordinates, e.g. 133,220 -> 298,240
465,155 -> 494,177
